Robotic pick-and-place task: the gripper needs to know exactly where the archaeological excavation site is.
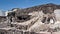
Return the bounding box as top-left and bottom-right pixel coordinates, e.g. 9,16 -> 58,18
0,3 -> 60,34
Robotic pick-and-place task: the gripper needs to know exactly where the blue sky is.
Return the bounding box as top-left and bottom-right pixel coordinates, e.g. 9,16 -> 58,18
0,0 -> 60,11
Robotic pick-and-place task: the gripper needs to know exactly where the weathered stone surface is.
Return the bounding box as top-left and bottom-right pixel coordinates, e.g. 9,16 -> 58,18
1,3 -> 60,34
52,32 -> 60,34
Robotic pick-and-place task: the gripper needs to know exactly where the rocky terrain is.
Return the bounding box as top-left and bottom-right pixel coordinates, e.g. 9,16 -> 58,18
0,3 -> 60,34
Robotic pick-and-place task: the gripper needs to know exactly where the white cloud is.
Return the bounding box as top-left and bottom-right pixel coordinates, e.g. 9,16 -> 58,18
0,10 -> 5,16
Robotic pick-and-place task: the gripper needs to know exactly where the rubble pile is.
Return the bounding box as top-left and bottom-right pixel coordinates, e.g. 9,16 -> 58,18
0,3 -> 60,34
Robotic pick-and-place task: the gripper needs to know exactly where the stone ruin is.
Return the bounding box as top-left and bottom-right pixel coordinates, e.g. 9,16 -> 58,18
0,3 -> 60,34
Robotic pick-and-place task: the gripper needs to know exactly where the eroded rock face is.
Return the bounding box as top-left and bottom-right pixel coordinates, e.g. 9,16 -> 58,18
1,3 -> 60,34
7,3 -> 60,23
